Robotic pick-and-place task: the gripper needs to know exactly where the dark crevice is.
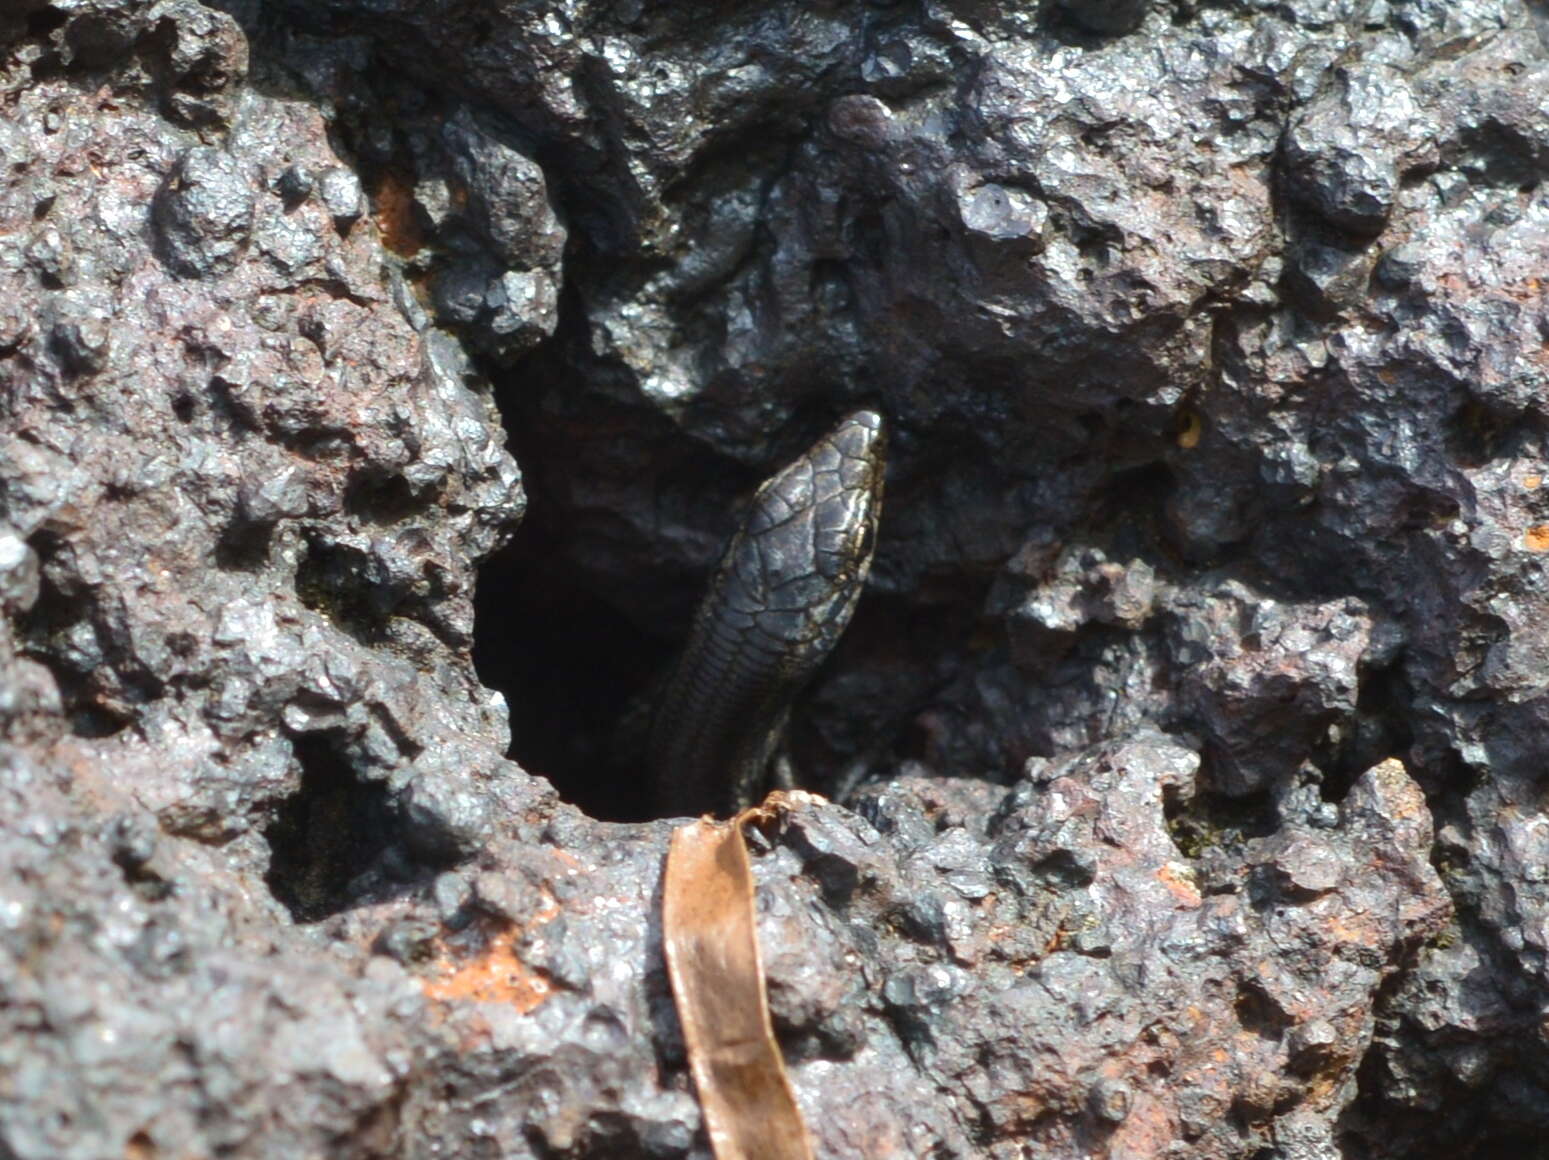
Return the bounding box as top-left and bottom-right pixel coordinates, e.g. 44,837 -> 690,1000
1322,653 -> 1415,802
1447,399 -> 1518,468
262,734 -> 424,922
468,269 -> 779,820
25,8 -> 67,37
1096,460 -> 1174,526
1165,775 -> 1279,861
343,468 -> 437,525
472,387 -> 758,820
474,524 -> 671,823
1453,124 -> 1547,191
51,681 -> 132,738
294,537 -> 391,644
214,521 -> 274,571
472,303 -> 912,819
469,294 -> 660,818
17,532 -> 134,737
1234,981 -> 1292,1039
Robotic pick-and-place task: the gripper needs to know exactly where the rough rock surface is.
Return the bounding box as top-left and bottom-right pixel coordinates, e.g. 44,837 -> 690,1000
2,0 -> 1547,1156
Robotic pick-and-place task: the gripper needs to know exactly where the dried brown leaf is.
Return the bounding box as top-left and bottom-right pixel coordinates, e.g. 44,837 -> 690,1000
662,797 -> 815,1160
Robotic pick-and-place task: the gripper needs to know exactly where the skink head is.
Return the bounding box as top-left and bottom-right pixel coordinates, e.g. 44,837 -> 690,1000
731,408 -> 886,655
651,408 -> 888,814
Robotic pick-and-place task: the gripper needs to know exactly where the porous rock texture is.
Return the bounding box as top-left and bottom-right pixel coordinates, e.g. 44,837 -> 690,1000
1,0 -> 1546,1156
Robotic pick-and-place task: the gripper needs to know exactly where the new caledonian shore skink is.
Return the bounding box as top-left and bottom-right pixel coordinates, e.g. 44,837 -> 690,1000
649,410 -> 886,817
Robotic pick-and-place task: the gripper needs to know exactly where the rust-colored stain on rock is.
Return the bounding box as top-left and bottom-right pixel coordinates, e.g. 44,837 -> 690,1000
422,925 -> 552,1012
1525,525 -> 1549,551
423,890 -> 560,1013
1155,862 -> 1203,907
372,168 -> 424,257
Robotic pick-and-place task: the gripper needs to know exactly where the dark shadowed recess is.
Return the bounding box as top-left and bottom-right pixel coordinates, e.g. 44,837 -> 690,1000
471,320 -> 931,822
474,506 -> 672,823
263,735 -> 430,921
18,528 -> 141,738
471,404 -> 900,821
472,317 -> 717,821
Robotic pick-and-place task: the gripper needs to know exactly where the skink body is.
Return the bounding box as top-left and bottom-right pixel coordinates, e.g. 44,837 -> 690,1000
649,410 -> 886,816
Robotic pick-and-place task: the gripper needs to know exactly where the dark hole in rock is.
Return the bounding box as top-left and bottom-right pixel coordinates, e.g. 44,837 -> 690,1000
344,468 -> 432,524
446,275 -> 662,816
808,258 -> 854,313
1456,123 -> 1545,192
18,531 -> 134,738
63,697 -> 131,738
295,536 -> 389,643
1234,982 -> 1293,1040
171,391 -> 196,422
471,301 -> 804,821
1446,399 -> 1515,468
474,511 -> 673,823
214,521 -> 273,571
1322,656 -> 1414,803
849,207 -> 887,267
475,339 -> 906,819
26,9 -> 67,36
474,491 -> 931,821
1398,489 -> 1461,533
1164,777 -> 1278,861
1097,460 -> 1174,522
263,735 -> 421,922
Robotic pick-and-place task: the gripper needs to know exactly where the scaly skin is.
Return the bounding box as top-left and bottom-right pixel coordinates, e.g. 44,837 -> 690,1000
649,410 -> 886,817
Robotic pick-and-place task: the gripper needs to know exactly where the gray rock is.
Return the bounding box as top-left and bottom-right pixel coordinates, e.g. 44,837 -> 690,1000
316,166 -> 365,230
4,0 -> 1549,1155
1283,62 -> 1431,235
152,147 -> 256,278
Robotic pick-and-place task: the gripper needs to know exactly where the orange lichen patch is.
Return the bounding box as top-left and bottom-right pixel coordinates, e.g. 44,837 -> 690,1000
1155,862 -> 1202,907
1526,525 -> 1549,551
372,168 -> 424,257
422,889 -> 561,1013
1327,910 -> 1383,950
422,925 -> 552,1011
1522,474 -> 1542,491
